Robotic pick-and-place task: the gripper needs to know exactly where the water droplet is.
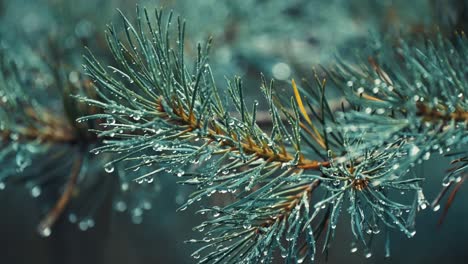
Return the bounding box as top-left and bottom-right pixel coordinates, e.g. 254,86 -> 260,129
272,62 -> 291,80
410,145 -> 420,157
31,186 -> 41,198
79,221 -> 88,231
87,218 -> 95,228
38,226 -> 51,237
104,163 -> 114,173
115,201 -> 127,212
132,215 -> 143,224
68,213 -> 78,223
422,152 -> 430,160
281,250 -> 288,258
135,178 -> 145,184
106,117 -> 116,124
419,202 -> 427,210
142,201 -> 152,210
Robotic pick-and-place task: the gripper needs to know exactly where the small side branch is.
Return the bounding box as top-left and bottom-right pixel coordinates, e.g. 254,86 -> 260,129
37,155 -> 83,236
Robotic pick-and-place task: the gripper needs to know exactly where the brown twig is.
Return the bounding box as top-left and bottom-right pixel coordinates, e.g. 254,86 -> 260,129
437,174 -> 466,226
1,107 -> 77,144
416,102 -> 468,123
157,97 -> 330,171
37,155 -> 83,236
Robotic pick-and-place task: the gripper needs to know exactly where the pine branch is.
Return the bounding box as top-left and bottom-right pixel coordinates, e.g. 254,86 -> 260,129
76,7 -> 346,263
77,7 -> 460,263
0,40 -> 158,236
37,155 -> 83,237
332,32 -> 467,171
1,2 -> 467,264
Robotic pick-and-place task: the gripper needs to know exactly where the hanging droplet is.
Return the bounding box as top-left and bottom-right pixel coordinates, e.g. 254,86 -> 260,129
38,226 -> 52,237
364,250 -> 372,259
417,189 -> 428,210
106,117 -> 116,124
104,163 -> 114,173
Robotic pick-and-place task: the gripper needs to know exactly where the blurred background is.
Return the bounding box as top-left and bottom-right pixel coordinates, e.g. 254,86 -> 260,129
0,0 -> 467,263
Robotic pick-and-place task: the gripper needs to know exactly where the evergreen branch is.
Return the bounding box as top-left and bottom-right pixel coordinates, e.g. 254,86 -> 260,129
0,50 -> 78,144
437,173 -> 466,226
77,8 -> 342,263
332,32 -> 467,170
37,154 -> 83,237
78,9 -> 456,263
77,7 -> 330,184
0,40 -> 157,237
